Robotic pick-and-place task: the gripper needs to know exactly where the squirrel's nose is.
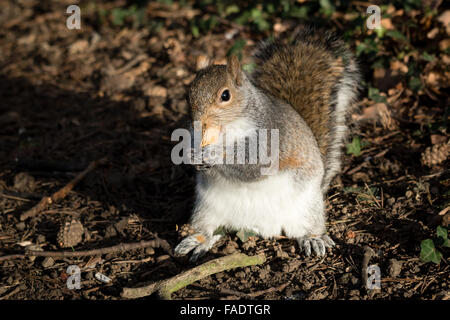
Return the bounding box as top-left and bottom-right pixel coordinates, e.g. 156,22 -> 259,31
200,116 -> 221,147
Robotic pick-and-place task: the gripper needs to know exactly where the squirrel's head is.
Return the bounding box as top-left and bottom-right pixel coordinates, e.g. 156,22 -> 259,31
188,55 -> 247,147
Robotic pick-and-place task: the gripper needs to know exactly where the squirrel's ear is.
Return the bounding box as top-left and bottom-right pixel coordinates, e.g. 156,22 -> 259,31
226,55 -> 242,86
196,55 -> 210,71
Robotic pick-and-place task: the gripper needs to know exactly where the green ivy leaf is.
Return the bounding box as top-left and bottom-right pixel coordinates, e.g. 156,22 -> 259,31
213,226 -> 228,237
422,51 -> 435,62
236,229 -> 258,242
420,239 -> 442,264
319,0 -> 335,15
408,77 -> 422,92
385,30 -> 407,41
225,5 -> 240,16
227,39 -> 246,60
191,25 -> 199,38
346,136 -> 362,156
436,226 -> 450,248
375,27 -> 386,38
368,87 -> 387,103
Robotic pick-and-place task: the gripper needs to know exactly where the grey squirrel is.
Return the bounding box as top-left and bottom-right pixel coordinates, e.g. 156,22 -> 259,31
174,28 -> 360,262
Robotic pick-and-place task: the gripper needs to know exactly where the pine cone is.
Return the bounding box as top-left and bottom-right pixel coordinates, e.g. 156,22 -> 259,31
57,218 -> 84,248
421,141 -> 449,167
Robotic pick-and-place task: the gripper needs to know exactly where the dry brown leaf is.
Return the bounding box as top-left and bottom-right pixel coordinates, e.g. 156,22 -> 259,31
439,206 -> 450,216
353,105 -> 379,121
145,85 -> 167,98
69,40 -> 89,55
425,71 -> 441,90
431,134 -> 447,145
213,58 -> 227,65
273,22 -> 289,33
346,230 -> 356,239
442,54 -> 450,65
373,68 -> 386,80
381,18 -> 395,30
437,10 -> 450,35
386,4 -> 396,15
427,27 -> 439,39
353,103 -> 397,130
440,39 -> 450,51
18,33 -> 36,46
377,103 -> 397,130
126,61 -> 150,78
196,55 -> 210,70
390,60 -> 408,73
164,37 -> 185,63
442,211 -> 450,227
101,74 -> 135,94
393,9 -> 404,17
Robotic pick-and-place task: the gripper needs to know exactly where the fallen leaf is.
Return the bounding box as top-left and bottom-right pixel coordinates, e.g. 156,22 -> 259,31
442,54 -> 450,65
346,230 -> 356,239
273,22 -> 289,33
420,239 -> 442,264
431,134 -> 447,145
439,39 -> 450,51
390,60 -> 408,73
196,55 -> 210,70
381,18 -> 395,30
144,85 -> 167,98
353,103 -> 396,130
437,10 -> 450,35
427,27 -> 439,39
69,40 -> 89,55
425,71 -> 440,89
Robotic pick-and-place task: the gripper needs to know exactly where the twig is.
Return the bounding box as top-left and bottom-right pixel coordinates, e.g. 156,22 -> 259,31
113,54 -> 149,75
0,286 -> 21,300
364,183 -> 381,208
0,192 -> 31,202
121,253 -> 266,300
20,157 -> 108,221
0,239 -> 171,262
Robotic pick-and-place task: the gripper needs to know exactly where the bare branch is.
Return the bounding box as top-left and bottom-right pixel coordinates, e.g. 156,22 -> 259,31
121,253 -> 266,299
20,157 -> 108,221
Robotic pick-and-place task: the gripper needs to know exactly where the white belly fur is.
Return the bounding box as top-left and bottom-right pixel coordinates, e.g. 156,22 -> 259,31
192,171 -> 325,239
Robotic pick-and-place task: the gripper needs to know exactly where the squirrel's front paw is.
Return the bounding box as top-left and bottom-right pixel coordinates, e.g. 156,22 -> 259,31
195,163 -> 213,171
188,147 -> 218,171
297,234 -> 335,257
174,233 -> 222,262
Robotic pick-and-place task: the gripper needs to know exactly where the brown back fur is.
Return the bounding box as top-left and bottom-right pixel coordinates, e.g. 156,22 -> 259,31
252,30 -> 348,158
252,28 -> 360,190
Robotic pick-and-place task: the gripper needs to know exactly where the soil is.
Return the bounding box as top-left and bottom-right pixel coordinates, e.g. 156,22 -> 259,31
0,0 -> 448,300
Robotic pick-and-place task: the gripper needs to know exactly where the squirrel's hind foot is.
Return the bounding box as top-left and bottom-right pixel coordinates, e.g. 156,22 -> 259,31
174,233 -> 222,262
297,234 -> 335,257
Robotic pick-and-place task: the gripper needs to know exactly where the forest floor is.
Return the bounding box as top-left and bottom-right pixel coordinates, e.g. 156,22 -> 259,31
0,0 -> 448,300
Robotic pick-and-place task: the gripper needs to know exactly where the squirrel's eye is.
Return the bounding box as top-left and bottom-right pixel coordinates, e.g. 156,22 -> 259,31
220,89 -> 230,102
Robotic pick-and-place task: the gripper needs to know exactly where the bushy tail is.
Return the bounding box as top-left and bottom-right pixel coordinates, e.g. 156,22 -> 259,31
251,27 -> 360,192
